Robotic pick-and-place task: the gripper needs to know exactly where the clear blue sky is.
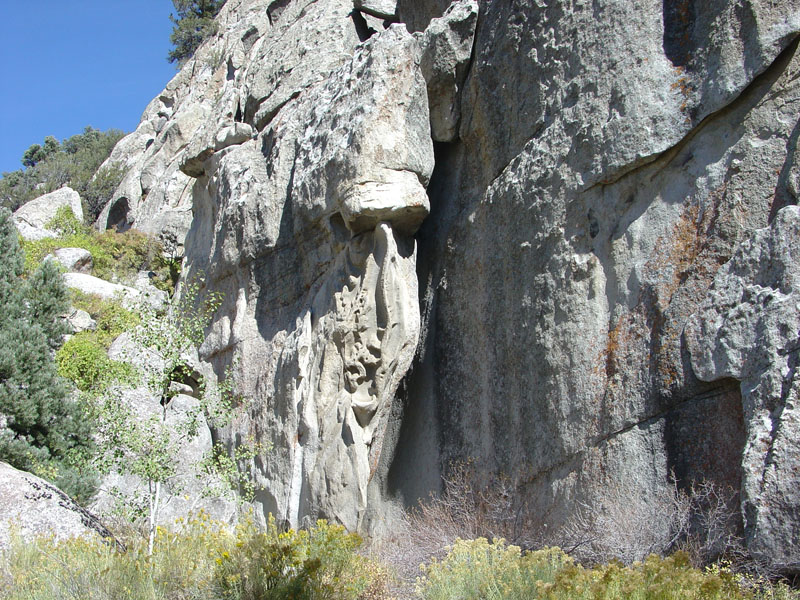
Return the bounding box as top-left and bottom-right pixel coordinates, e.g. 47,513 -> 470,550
0,1 -> 178,174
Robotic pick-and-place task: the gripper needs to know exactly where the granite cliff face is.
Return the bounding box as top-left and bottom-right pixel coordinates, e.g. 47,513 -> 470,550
99,0 -> 800,570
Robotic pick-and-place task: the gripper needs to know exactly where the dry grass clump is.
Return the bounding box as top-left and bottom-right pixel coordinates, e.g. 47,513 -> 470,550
371,463 -> 541,596
558,477 -> 744,567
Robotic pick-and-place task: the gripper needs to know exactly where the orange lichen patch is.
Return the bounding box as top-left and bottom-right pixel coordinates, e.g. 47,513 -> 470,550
643,188 -> 729,387
595,308 -> 652,404
644,192 -> 721,307
595,187 -> 731,397
601,313 -> 636,380
671,66 -> 694,122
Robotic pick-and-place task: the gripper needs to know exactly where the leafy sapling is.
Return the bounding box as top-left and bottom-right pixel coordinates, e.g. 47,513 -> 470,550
89,276 -> 230,554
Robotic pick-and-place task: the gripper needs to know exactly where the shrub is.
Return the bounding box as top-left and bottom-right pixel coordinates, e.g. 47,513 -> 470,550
1,514 -> 222,600
46,204 -> 83,236
416,542 -> 799,600
0,127 -> 124,217
372,461 -> 539,596
21,223 -> 176,291
84,162 -> 126,222
215,515 -> 386,600
85,278 -> 241,555
556,476 -> 750,569
55,293 -> 139,393
376,461 -> 771,596
168,0 -> 226,66
70,291 -> 140,345
417,539 -> 568,600
0,513 -> 390,600
56,332 -> 137,392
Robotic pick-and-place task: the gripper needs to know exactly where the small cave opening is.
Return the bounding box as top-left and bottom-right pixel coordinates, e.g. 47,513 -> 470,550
161,367 -> 205,407
664,379 -> 745,490
106,197 -> 131,232
351,10 -> 377,42
663,379 -> 746,543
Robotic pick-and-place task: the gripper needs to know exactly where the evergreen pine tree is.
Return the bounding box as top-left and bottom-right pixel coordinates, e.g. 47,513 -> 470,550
0,208 -> 95,502
167,0 -> 226,66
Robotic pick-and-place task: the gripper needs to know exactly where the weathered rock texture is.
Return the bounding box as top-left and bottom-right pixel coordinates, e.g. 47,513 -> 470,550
686,206 -> 800,571
0,462 -> 114,550
99,0 -> 800,570
61,272 -> 166,310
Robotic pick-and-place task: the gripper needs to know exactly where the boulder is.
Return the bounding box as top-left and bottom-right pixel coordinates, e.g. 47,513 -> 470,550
66,308 -> 97,333
62,272 -> 166,310
0,462 -> 114,550
418,0 -> 478,141
355,0 -> 398,20
46,247 -> 93,274
12,187 -> 83,241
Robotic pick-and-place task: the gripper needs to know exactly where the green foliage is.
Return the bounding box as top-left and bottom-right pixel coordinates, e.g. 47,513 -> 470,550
198,437 -> 268,503
89,277 -> 225,476
0,208 -> 95,502
1,514 -> 223,600
21,221 -> 174,291
70,291 -> 141,346
130,276 -> 223,405
168,0 -> 226,66
93,229 -> 171,286
85,162 -> 127,221
0,126 -> 125,220
416,539 -> 798,600
418,539 -> 567,600
21,136 -> 59,168
46,204 -> 83,236
56,333 -> 137,392
23,257 -> 71,347
0,513 -> 389,600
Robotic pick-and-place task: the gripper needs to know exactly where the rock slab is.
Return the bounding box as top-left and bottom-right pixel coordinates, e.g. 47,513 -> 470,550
47,247 -> 93,274
12,187 -> 83,241
93,0 -> 800,572
0,461 -> 114,550
686,206 -> 800,571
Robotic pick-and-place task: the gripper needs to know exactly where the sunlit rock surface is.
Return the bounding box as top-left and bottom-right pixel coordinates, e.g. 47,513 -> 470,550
98,0 -> 800,570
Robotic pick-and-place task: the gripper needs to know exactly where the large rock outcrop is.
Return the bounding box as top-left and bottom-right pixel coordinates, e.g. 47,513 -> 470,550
98,0 -> 800,570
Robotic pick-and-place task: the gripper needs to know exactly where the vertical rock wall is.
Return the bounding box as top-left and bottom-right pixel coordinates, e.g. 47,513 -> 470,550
99,0 -> 800,570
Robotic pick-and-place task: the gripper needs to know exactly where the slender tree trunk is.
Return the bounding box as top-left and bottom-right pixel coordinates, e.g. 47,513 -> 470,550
148,392 -> 170,556
148,479 -> 162,556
